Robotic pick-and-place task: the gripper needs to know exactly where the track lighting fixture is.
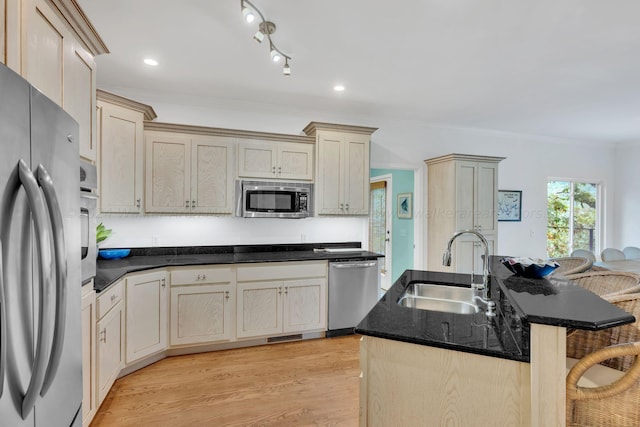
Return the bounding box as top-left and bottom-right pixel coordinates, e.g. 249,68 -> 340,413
240,0 -> 292,76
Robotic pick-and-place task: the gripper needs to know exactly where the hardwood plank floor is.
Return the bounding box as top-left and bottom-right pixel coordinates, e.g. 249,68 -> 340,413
91,335 -> 360,426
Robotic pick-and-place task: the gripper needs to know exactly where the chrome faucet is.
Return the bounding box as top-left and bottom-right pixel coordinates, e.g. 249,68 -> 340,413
443,229 -> 496,316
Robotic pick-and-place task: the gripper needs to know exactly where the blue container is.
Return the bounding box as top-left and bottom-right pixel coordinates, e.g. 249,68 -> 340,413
501,258 -> 558,278
98,248 -> 131,260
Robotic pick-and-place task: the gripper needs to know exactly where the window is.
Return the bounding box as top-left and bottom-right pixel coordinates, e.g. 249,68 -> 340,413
547,180 -> 599,257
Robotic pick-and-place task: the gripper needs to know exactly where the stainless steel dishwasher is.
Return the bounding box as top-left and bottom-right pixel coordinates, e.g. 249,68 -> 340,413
327,259 -> 380,337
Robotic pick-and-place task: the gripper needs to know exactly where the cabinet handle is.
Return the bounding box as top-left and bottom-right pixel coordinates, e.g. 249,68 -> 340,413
110,294 -> 116,303
225,290 -> 230,300
278,166 -> 281,174
100,329 -> 106,343
185,200 -> 190,208
161,277 -> 166,288
136,198 -> 141,208
284,286 -> 288,295
272,166 -> 276,174
278,286 -> 282,295
191,200 -> 196,208
345,203 -> 349,211
340,203 -> 344,210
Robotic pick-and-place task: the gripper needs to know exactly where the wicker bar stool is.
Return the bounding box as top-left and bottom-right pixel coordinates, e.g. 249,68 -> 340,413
564,271 -> 640,298
549,257 -> 593,277
566,293 -> 640,426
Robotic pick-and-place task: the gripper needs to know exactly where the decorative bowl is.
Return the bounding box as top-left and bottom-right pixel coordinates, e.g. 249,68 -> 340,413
98,248 -> 131,260
501,257 -> 559,278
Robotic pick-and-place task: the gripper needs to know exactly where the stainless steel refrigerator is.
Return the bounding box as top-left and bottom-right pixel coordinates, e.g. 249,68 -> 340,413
0,63 -> 82,426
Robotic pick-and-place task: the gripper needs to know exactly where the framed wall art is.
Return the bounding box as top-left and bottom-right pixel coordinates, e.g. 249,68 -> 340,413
498,190 -> 522,222
397,192 -> 413,219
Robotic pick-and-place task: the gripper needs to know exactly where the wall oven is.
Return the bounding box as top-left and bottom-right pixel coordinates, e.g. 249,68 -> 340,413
236,180 -> 312,218
80,160 -> 97,284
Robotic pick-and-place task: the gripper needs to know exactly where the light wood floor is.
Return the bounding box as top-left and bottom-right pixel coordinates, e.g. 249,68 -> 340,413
91,335 -> 360,426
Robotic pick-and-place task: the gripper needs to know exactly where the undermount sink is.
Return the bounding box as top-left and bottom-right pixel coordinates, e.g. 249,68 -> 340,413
398,282 -> 479,315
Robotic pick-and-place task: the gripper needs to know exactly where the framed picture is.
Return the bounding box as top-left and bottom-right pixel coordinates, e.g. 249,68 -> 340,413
397,192 -> 413,219
498,190 -> 522,222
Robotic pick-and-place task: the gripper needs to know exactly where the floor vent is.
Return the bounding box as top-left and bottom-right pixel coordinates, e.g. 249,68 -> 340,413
267,334 -> 303,343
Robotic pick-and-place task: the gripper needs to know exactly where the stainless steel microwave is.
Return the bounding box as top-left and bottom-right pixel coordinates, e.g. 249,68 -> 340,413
236,180 -> 312,218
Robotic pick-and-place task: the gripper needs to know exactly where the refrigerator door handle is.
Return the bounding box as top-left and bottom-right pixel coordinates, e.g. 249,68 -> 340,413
36,164 -> 67,397
0,241 -> 5,399
0,159 -> 55,419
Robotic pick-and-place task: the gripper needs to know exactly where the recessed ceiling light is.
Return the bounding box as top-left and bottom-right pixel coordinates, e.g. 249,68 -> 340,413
144,58 -> 159,66
333,85 -> 345,92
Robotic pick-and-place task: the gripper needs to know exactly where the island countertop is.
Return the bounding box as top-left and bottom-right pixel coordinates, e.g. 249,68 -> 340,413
94,242 -> 382,292
355,258 -> 635,363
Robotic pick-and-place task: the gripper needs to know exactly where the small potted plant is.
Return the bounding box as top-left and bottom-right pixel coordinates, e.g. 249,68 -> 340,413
96,222 -> 112,247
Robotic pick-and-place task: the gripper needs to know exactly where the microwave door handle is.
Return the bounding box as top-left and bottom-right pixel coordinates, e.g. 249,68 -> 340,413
9,160 -> 54,419
36,165 -> 66,396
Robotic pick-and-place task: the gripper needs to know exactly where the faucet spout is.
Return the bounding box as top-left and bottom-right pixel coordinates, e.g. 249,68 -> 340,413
442,229 -> 490,298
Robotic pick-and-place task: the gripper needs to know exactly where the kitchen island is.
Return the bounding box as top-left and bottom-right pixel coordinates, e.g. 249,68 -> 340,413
355,258 -> 635,427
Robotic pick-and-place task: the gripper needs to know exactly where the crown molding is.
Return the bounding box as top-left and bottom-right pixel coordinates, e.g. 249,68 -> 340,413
424,153 -> 506,166
49,0 -> 109,55
302,121 -> 378,137
97,90 -> 157,121
144,122 -> 315,144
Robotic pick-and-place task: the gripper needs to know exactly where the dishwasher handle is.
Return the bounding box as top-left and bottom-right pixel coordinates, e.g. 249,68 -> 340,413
331,261 -> 377,269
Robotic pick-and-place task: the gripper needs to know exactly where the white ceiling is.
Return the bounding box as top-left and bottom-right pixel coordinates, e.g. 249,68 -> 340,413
78,0 -> 640,144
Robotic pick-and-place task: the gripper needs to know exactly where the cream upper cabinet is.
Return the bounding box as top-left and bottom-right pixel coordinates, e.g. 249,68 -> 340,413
169,266 -> 235,346
81,285 -> 96,426
125,270 -> 168,364
17,0 -> 108,162
303,122 -> 377,216
97,91 -> 156,214
145,130 -> 234,214
95,280 -> 124,407
236,261 -> 327,339
425,154 -> 504,274
238,140 -> 314,181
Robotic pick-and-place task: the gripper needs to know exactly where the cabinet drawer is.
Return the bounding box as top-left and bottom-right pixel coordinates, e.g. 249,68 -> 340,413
237,261 -> 327,282
97,281 -> 123,319
171,266 -> 234,286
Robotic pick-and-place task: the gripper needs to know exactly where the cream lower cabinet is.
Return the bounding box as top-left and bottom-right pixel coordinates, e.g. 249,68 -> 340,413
95,280 -> 124,406
236,261 -> 327,339
125,270 -> 168,364
81,285 -> 96,427
237,140 -> 314,181
169,266 -> 235,346
303,122 -> 377,215
145,131 -> 234,214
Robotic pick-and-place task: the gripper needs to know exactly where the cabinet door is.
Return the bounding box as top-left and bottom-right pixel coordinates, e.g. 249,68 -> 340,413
125,271 -> 168,364
96,301 -> 123,405
455,161 -> 477,231
99,102 -> 144,213
145,133 -> 191,213
282,278 -> 327,333
65,42 -> 96,162
81,288 -> 97,425
476,163 -> 499,234
237,140 -> 276,178
170,284 -> 234,346
236,281 -> 282,338
191,136 -> 234,213
316,133 -> 343,214
277,142 -> 314,181
455,236 -> 496,276
343,134 -> 370,214
22,0 -> 64,104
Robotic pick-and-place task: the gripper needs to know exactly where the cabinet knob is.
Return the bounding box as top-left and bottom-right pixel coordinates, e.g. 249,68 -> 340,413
110,294 -> 116,302
272,166 -> 276,174
136,198 -> 141,208
345,203 -> 349,211
161,278 -> 166,288
278,286 -> 282,295
100,329 -> 106,343
278,166 -> 282,174
191,200 -> 196,208
185,200 -> 190,208
284,286 -> 288,295
225,290 -> 230,300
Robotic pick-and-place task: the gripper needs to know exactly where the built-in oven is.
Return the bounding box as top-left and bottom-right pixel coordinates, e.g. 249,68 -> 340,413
236,180 -> 312,218
80,160 -> 97,285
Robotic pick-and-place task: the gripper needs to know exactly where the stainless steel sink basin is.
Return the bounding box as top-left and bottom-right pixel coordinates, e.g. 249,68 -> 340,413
398,282 -> 479,314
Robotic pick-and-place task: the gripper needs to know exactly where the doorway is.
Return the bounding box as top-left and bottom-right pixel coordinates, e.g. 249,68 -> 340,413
369,175 -> 392,290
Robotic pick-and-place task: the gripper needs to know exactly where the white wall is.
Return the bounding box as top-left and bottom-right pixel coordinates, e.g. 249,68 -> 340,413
99,86 -> 622,258
614,142 -> 640,249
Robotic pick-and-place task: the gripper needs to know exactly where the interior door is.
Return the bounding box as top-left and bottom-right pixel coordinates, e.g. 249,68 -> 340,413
369,177 -> 391,290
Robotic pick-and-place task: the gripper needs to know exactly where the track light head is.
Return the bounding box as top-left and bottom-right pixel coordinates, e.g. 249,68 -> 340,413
242,6 -> 255,23
283,60 -> 291,76
253,30 -> 264,43
270,46 -> 281,62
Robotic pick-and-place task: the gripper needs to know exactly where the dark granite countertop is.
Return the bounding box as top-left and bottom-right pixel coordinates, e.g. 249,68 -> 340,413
355,257 -> 636,363
95,242 -> 381,292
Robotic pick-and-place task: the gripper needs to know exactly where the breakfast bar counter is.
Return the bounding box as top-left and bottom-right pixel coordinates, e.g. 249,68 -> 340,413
355,257 -> 635,427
